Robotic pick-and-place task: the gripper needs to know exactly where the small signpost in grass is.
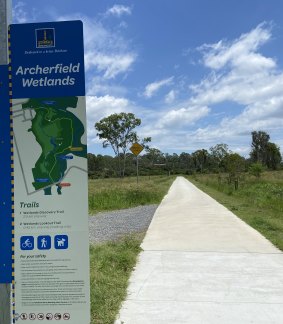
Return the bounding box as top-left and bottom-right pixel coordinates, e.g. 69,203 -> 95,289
130,142 -> 144,184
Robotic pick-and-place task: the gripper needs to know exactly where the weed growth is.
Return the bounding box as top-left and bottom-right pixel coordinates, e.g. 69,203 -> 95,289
88,175 -> 175,214
89,234 -> 143,324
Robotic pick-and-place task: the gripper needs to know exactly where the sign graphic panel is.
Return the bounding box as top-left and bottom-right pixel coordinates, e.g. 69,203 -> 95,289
10,21 -> 90,323
130,142 -> 144,156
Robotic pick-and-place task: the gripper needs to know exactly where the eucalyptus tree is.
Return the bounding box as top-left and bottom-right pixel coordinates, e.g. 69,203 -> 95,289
95,112 -> 151,177
192,149 -> 209,173
250,131 -> 270,164
250,131 -> 281,169
209,143 -> 231,171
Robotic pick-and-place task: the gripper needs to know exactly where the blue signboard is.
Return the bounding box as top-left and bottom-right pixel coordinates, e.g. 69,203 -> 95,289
10,20 -> 90,323
0,65 -> 13,283
10,20 -> 85,99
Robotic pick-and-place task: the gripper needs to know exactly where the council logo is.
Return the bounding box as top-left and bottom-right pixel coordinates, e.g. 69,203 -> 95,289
35,28 -> 55,48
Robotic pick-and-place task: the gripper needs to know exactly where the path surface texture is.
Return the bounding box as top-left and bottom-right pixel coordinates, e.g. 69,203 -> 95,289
116,176 -> 283,324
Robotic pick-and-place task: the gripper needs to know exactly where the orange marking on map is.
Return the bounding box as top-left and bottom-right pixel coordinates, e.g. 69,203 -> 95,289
60,183 -> 71,187
70,147 -> 83,151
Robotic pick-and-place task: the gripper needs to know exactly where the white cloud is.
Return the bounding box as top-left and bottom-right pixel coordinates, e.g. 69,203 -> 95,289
139,22 -> 283,154
13,2 -> 27,23
159,106 -> 210,128
165,90 -> 177,104
136,104 -> 211,153
189,23 -> 278,109
86,95 -> 132,143
13,2 -> 37,23
86,76 -> 128,97
85,51 -> 136,79
199,22 -> 274,71
57,14 -> 137,80
106,5 -> 132,17
144,77 -> 174,98
86,95 -> 130,123
184,22 -> 283,150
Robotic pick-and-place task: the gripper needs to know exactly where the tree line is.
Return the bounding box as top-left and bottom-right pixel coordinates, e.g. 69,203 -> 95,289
88,113 -> 282,179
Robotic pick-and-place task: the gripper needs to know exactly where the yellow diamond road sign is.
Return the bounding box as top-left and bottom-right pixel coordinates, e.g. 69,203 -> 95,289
130,142 -> 144,156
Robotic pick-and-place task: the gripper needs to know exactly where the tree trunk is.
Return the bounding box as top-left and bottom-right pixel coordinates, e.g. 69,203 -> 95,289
122,153 -> 127,178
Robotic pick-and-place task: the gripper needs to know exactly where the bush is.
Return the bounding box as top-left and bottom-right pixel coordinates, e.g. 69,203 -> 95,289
249,162 -> 265,178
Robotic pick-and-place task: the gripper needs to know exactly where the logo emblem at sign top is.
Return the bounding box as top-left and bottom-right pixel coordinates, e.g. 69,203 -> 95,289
35,28 -> 55,48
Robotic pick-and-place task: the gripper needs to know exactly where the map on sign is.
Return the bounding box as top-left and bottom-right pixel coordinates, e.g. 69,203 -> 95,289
130,142 -> 144,156
12,96 -> 87,195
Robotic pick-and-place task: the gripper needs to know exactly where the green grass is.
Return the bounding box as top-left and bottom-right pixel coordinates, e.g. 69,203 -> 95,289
88,175 -> 175,323
88,175 -> 175,214
89,234 -> 144,324
187,171 -> 283,250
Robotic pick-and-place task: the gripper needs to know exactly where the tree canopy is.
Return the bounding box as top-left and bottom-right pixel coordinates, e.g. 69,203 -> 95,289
95,112 -> 151,176
91,122 -> 282,178
250,130 -> 281,169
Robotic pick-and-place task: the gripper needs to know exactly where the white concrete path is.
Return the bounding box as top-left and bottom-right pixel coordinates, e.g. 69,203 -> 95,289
115,177 -> 283,324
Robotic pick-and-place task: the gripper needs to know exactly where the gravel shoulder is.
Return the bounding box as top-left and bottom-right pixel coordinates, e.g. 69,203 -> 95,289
88,205 -> 158,244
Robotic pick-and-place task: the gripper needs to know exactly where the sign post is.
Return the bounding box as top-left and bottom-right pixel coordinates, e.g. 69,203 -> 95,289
0,65 -> 13,283
10,21 -> 90,323
0,1 -> 12,323
0,64 -> 13,324
130,143 -> 144,184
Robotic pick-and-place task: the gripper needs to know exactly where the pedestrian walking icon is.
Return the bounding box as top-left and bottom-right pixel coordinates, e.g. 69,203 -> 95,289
20,236 -> 34,250
37,235 -> 51,250
54,235 -> 68,249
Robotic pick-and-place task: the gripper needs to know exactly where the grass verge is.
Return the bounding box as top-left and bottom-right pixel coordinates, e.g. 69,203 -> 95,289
89,175 -> 175,214
187,171 -> 283,251
90,234 -> 144,324
89,176 -> 175,322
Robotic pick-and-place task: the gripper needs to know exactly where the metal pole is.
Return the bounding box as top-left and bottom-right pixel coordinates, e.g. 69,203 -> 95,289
0,285 -> 11,324
0,0 -> 10,64
0,0 -> 12,323
136,156 -> 139,185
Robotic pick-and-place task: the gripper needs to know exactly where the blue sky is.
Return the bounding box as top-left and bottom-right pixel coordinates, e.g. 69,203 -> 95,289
12,0 -> 283,156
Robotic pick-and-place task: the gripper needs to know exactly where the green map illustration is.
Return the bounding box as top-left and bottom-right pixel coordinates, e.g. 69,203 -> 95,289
21,96 -> 87,195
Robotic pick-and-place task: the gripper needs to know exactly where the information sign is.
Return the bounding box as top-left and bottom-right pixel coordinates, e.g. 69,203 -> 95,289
10,21 -> 90,323
0,65 -> 12,283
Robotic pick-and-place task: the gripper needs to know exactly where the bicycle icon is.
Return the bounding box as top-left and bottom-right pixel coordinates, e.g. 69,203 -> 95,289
22,240 -> 32,248
20,236 -> 34,250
